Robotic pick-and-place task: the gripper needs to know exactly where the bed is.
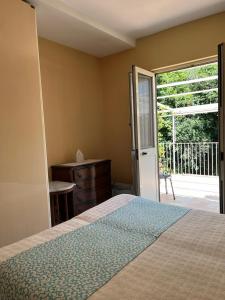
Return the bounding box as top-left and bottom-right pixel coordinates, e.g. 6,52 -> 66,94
0,194 -> 225,299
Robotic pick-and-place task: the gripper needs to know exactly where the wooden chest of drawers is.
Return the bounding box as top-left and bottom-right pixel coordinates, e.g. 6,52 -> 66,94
51,159 -> 112,215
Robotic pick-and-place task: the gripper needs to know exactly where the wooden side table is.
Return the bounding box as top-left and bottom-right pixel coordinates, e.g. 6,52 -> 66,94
49,181 -> 76,226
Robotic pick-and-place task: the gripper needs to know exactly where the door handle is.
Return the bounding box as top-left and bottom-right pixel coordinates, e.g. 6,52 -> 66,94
141,152 -> 148,155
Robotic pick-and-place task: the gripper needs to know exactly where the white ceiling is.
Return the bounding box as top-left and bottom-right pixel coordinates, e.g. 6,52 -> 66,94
30,0 -> 225,57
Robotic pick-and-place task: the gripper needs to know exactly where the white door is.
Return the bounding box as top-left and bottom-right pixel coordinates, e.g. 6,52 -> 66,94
218,43 -> 225,213
130,66 -> 159,201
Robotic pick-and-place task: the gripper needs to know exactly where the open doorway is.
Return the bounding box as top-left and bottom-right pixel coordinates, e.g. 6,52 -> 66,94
156,62 -> 219,213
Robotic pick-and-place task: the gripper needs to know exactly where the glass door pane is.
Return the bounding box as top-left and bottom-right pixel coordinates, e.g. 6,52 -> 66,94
138,75 -> 154,148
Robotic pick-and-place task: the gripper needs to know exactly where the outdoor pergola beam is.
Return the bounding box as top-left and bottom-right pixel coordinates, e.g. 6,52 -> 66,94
157,76 -> 218,89
158,103 -> 218,117
157,88 -> 217,99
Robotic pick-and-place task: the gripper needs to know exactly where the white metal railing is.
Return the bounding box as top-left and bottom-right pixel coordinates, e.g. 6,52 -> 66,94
159,142 -> 219,176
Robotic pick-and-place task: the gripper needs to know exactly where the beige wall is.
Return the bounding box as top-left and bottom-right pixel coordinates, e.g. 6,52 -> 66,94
100,12 -> 225,184
2,2 -> 224,247
38,38 -> 105,174
0,0 -> 50,247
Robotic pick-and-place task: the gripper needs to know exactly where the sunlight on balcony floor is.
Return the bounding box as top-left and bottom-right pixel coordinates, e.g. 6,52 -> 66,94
160,174 -> 219,213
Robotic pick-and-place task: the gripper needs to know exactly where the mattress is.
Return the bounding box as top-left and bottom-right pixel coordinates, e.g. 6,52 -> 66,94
1,194 -> 225,299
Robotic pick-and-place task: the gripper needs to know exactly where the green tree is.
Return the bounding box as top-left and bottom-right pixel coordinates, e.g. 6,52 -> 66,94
157,63 -> 218,143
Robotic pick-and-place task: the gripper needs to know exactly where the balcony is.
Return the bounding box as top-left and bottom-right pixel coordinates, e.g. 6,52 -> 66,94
159,142 -> 219,213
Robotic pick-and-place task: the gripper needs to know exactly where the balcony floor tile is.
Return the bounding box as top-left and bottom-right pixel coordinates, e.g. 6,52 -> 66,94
160,174 -> 219,213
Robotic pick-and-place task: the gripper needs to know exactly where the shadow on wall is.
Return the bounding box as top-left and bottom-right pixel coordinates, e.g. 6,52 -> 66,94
112,182 -> 134,196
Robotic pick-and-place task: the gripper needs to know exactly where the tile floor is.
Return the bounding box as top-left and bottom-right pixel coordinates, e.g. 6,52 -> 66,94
160,174 -> 219,213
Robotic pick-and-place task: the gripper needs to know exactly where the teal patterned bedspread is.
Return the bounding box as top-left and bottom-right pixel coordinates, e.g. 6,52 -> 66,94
0,197 -> 189,300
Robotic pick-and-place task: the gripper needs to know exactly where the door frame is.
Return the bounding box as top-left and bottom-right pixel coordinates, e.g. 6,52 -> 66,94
130,56 -> 223,210
218,43 -> 225,213
152,55 -> 217,74
155,57 -> 222,211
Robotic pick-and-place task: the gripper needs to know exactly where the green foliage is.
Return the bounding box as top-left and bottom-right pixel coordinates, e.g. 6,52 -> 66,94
157,63 -> 218,143
157,114 -> 172,143
175,114 -> 218,143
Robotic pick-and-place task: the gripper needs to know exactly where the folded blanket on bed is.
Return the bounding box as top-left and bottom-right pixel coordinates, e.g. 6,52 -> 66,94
0,197 -> 189,300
